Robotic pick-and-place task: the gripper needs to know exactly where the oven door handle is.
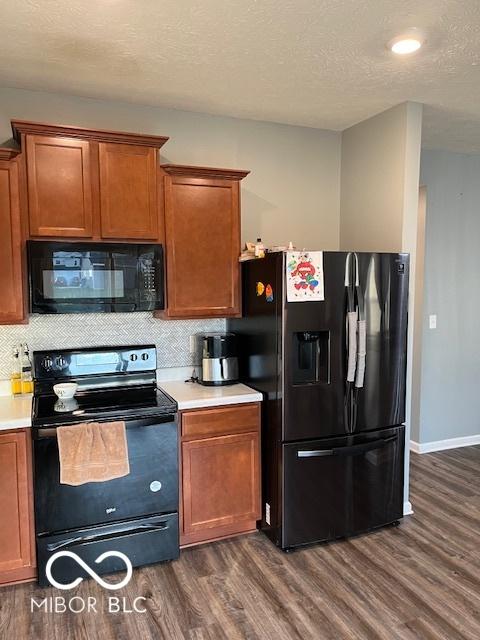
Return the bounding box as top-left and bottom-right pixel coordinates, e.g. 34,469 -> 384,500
36,428 -> 58,439
45,522 -> 170,552
34,417 -> 176,439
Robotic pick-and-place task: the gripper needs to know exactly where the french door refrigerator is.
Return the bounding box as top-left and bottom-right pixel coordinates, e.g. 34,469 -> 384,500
228,251 -> 409,550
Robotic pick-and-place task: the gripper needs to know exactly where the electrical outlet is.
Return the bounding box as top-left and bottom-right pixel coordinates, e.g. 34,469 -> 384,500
429,314 -> 437,329
189,335 -> 196,354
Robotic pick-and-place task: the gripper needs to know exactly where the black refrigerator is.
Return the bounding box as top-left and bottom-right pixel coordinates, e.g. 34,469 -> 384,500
228,251 -> 409,550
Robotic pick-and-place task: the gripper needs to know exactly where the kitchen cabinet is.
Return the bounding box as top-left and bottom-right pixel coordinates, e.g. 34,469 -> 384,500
0,149 -> 26,324
25,134 -> 94,237
11,121 -> 169,242
180,403 -> 261,547
160,164 -> 249,319
99,143 -> 159,239
0,429 -> 36,586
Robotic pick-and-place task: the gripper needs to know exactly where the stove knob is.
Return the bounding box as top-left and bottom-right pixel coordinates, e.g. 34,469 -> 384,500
42,357 -> 53,370
130,354 -> 138,361
141,353 -> 149,361
56,356 -> 66,368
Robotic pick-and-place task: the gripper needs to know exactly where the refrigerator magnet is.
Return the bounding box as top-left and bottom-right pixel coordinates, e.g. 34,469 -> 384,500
265,284 -> 274,302
256,282 -> 265,296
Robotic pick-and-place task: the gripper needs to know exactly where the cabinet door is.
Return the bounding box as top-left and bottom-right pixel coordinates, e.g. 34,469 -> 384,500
164,175 -> 241,317
0,430 -> 35,584
99,143 -> 158,240
26,135 -> 93,237
0,159 -> 25,324
182,432 -> 261,537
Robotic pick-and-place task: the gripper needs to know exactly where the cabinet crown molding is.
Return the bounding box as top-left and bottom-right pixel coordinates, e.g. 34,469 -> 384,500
0,147 -> 20,160
11,120 -> 169,148
161,164 -> 250,180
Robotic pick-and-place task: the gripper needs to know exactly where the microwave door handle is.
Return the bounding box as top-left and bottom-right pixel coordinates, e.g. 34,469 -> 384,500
154,246 -> 163,309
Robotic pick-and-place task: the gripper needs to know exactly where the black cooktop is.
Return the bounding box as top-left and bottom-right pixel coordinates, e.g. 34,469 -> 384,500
32,385 -> 177,427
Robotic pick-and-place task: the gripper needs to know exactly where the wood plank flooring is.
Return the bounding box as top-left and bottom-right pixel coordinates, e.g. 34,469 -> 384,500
1,446 -> 479,639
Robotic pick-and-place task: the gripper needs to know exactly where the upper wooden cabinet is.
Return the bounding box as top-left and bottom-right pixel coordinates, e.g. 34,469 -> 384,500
25,135 -> 93,237
0,149 -> 26,325
161,164 -> 249,319
99,143 -> 158,240
12,121 -> 169,242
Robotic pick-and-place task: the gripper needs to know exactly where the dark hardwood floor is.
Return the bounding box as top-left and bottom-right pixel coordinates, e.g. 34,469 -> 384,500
2,446 -> 479,639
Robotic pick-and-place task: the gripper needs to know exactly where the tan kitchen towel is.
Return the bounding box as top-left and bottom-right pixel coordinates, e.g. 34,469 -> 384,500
57,421 -> 130,486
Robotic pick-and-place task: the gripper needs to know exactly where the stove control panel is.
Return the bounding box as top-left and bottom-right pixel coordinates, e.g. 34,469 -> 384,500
33,345 -> 157,380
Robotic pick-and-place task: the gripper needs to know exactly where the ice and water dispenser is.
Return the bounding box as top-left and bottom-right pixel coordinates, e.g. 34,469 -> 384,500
292,331 -> 329,385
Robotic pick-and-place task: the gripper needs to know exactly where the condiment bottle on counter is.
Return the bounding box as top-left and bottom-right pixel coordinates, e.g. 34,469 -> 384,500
20,343 -> 34,394
10,346 -> 22,395
254,238 -> 265,258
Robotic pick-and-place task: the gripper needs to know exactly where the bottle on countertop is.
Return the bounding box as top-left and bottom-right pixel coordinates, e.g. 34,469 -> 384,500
254,238 -> 265,259
20,343 -> 34,394
10,346 -> 22,396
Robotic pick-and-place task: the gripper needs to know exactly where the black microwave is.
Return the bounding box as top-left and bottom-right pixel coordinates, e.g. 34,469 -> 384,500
28,241 -> 164,314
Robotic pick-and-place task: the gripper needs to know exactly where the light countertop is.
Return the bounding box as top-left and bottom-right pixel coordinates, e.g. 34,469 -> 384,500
0,379 -> 261,430
0,394 -> 32,431
160,380 -> 263,410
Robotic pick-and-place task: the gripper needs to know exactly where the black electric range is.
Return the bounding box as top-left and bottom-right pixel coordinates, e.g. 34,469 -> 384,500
31,344 -> 180,587
32,385 -> 177,427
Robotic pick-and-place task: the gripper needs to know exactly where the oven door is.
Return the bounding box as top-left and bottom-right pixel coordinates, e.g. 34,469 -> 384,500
34,416 -> 178,535
28,240 -> 164,313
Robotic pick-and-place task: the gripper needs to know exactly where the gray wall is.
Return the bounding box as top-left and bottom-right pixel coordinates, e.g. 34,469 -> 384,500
340,104 -> 405,251
0,85 -> 342,377
419,150 -> 480,443
339,102 -> 423,510
0,86 -> 341,250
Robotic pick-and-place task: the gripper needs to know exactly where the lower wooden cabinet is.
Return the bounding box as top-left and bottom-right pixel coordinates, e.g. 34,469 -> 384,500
0,429 -> 36,585
180,403 -> 261,547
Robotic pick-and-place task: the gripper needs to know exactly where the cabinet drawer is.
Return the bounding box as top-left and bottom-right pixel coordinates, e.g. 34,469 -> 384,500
181,403 -> 260,440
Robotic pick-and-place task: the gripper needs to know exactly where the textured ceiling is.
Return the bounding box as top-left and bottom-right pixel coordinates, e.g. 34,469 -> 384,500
0,0 -> 479,151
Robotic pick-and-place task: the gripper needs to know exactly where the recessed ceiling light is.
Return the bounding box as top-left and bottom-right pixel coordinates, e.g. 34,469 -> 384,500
389,34 -> 424,55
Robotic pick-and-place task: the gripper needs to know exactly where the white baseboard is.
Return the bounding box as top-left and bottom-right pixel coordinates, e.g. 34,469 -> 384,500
403,501 -> 413,516
410,434 -> 480,454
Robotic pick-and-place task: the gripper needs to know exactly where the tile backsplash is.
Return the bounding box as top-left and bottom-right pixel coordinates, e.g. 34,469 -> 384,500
0,313 -> 225,379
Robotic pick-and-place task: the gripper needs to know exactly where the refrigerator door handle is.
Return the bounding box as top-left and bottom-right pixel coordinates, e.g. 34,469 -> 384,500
297,449 -> 334,458
347,311 -> 358,382
333,435 -> 397,457
354,253 -> 366,389
355,319 -> 367,388
296,435 -> 396,459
